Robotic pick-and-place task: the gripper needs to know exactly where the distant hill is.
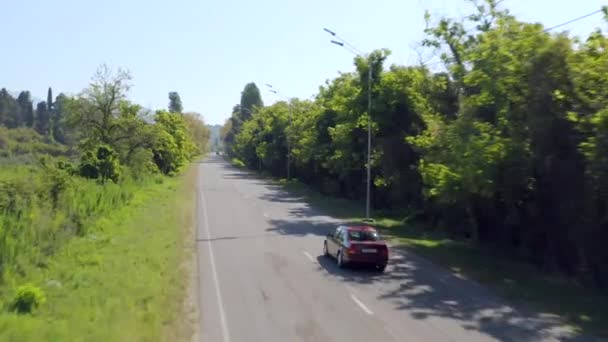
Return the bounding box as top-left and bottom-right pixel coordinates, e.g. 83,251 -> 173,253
207,124 -> 222,151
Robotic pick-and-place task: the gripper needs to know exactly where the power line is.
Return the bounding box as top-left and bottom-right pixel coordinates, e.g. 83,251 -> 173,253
324,28 -> 364,56
543,9 -> 604,32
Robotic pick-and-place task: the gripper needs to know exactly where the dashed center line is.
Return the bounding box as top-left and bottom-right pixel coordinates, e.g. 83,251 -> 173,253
303,251 -> 315,262
350,294 -> 374,315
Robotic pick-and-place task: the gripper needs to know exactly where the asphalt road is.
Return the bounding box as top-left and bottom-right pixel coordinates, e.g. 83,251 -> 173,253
196,156 -> 594,342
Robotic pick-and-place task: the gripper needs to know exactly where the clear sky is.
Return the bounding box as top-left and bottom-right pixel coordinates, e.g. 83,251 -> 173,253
1,0 -> 606,125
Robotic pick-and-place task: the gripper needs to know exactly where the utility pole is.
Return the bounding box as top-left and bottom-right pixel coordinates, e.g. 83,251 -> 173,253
324,28 -> 373,220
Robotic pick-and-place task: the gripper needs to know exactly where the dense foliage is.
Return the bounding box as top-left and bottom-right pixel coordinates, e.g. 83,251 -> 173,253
224,1 -> 608,288
0,65 -> 210,285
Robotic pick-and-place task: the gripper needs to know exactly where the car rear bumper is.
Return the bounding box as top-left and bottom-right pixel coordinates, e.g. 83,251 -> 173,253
344,253 -> 387,265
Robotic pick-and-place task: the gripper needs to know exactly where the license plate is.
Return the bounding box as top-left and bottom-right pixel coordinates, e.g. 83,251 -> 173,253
362,248 -> 377,253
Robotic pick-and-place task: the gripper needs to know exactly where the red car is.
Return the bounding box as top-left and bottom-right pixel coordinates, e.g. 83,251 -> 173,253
324,225 -> 389,272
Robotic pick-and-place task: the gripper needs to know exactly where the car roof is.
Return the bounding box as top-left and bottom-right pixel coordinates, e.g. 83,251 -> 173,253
345,225 -> 377,232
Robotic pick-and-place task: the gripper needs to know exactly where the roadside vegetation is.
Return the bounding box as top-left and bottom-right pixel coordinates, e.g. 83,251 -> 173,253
0,65 -> 208,339
222,0 -> 608,337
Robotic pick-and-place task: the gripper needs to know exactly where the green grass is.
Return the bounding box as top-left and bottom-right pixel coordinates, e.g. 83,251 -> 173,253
0,163 -> 143,282
0,165 -> 198,341
280,178 -> 608,338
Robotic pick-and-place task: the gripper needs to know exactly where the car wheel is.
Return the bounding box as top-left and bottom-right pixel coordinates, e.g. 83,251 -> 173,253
323,241 -> 329,257
337,250 -> 345,268
377,264 -> 387,273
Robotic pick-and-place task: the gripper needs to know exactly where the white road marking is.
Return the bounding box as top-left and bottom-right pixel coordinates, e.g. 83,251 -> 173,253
350,294 -> 374,315
200,186 -> 231,342
303,251 -> 315,263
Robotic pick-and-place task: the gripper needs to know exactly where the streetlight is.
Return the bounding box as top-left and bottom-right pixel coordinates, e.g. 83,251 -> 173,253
265,84 -> 293,181
324,27 -> 373,221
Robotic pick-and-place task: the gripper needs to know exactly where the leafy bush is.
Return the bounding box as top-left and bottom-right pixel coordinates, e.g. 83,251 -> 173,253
78,145 -> 121,183
10,284 -> 46,314
39,157 -> 74,208
125,148 -> 159,180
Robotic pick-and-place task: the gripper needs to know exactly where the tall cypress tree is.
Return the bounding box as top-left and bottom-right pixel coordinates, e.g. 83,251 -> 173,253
47,87 -> 53,112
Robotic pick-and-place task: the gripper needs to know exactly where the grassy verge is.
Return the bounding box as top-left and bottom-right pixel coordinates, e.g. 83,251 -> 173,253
280,179 -> 608,338
0,165 -> 198,341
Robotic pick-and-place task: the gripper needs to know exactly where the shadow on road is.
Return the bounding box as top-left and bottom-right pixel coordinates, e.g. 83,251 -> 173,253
196,234 -> 290,243
221,172 -> 262,180
266,219 -> 337,237
258,192 -> 307,203
316,255 -> 385,282
315,245 -> 592,341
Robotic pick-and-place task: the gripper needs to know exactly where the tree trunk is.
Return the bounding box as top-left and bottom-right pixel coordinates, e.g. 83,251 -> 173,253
466,201 -> 479,243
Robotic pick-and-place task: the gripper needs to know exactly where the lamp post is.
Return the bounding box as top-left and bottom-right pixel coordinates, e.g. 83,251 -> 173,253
323,28 -> 373,221
265,84 -> 293,181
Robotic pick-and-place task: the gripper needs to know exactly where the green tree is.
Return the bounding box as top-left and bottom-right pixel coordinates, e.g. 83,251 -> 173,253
52,93 -> 70,144
221,105 -> 241,156
239,83 -> 263,121
152,110 -> 195,174
35,101 -> 51,135
66,65 -> 170,178
0,89 -> 20,128
66,64 -> 132,146
16,91 -> 34,127
168,91 -> 183,113
222,83 -> 264,157
183,112 -> 211,156
569,26 -> 608,286
234,102 -> 289,173
409,0 -> 602,276
111,102 -> 158,165
373,64 -> 429,209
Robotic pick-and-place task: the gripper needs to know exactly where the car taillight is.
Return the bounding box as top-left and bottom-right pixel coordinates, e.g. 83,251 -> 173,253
347,245 -> 358,254
380,246 -> 388,256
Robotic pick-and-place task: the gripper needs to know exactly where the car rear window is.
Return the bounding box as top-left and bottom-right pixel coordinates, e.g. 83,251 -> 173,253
348,230 -> 380,241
